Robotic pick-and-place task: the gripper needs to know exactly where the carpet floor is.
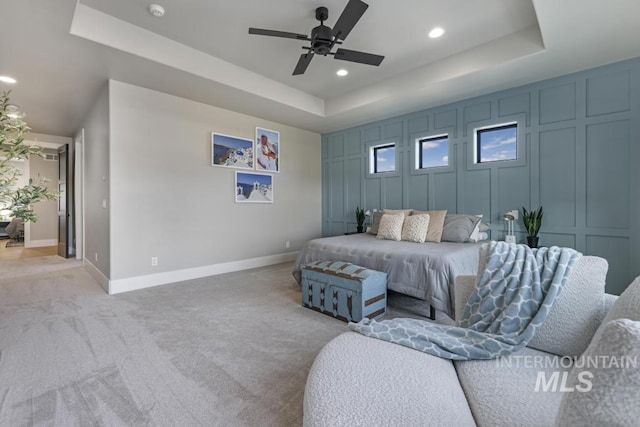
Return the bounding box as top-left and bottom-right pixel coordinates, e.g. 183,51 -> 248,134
0,259 -> 444,426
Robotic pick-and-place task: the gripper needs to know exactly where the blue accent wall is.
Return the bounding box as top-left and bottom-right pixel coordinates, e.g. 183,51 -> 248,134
322,57 -> 640,295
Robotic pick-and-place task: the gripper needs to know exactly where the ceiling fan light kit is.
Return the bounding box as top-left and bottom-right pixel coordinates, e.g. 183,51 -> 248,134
248,0 -> 384,76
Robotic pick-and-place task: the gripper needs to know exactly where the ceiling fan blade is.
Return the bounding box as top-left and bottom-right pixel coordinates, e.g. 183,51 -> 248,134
293,52 -> 315,75
334,48 -> 384,66
332,0 -> 369,41
249,28 -> 309,41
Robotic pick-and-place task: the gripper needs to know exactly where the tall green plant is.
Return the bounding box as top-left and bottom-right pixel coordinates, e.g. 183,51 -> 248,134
355,206 -> 366,227
522,206 -> 544,237
0,91 -> 58,222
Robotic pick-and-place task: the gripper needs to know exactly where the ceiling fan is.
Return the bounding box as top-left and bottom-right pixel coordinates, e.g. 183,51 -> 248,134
248,0 -> 384,76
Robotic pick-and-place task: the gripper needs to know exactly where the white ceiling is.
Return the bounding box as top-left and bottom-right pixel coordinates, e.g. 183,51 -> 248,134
1,0 -> 640,137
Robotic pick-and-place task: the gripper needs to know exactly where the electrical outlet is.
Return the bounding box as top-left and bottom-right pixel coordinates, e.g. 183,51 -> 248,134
151,257 -> 158,266
285,241 -> 290,249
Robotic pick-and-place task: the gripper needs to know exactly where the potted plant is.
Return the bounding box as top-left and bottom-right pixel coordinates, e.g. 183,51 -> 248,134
355,206 -> 366,233
522,206 -> 543,248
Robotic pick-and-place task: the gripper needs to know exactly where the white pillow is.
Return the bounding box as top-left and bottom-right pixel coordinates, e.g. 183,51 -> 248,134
401,214 -> 430,243
600,275 -> 640,325
555,319 -> 640,426
383,208 -> 413,216
376,213 -> 405,241
468,214 -> 484,242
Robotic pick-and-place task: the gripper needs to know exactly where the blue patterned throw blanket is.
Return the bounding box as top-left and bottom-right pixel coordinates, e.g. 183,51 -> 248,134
348,241 -> 581,360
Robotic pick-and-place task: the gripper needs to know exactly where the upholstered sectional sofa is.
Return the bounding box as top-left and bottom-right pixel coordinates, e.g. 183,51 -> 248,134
303,252 -> 640,426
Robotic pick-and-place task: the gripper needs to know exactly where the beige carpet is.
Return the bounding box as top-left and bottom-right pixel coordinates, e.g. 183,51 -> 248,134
0,258 -> 442,426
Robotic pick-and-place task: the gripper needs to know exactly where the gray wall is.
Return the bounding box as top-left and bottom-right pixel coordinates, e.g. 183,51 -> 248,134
29,148 -> 58,240
108,80 -> 322,280
82,83 -> 111,279
322,57 -> 640,295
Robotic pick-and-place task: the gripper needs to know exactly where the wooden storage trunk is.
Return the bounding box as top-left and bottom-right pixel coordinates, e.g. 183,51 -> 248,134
301,261 -> 387,322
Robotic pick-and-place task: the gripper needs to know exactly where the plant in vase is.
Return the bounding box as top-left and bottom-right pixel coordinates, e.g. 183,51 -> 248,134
522,206 -> 543,248
355,206 -> 366,233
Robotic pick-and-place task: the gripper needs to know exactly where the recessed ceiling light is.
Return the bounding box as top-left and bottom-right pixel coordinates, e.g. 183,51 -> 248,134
429,27 -> 445,39
336,69 -> 348,77
0,76 -> 17,84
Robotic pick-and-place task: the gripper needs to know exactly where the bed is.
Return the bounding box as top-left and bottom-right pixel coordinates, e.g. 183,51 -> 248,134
293,233 -> 481,317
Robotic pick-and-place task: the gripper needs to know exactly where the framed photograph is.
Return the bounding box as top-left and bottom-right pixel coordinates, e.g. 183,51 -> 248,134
211,133 -> 254,170
235,171 -> 273,203
255,127 -> 280,173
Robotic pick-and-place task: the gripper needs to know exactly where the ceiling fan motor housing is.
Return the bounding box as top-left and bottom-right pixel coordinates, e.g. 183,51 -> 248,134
311,25 -> 333,54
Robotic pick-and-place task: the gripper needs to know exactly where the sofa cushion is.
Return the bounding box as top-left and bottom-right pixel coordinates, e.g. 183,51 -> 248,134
599,274 -> 640,325
304,332 -> 475,427
555,319 -> 640,427
455,346 -> 570,427
527,256 -> 608,357
458,251 -> 608,357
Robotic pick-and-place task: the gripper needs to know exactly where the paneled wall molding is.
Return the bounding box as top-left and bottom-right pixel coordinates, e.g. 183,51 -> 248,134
322,57 -> 640,295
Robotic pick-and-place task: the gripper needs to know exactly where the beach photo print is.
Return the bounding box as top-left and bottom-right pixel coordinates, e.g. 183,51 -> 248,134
255,127 -> 279,173
211,133 -> 254,170
235,171 -> 273,203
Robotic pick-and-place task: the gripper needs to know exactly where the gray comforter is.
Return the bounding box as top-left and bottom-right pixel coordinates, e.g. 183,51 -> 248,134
293,234 -> 481,316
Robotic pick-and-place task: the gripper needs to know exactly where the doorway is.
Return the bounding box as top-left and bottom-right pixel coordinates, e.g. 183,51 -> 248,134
2,139 -> 67,259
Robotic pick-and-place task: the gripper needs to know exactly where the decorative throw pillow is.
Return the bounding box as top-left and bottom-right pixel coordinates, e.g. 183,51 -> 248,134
468,215 -> 485,242
476,231 -> 489,241
401,214 -> 430,243
590,275 -> 640,345
555,319 -> 640,426
376,213 -> 405,241
442,214 -> 482,243
600,275 -> 640,325
383,208 -> 413,216
412,210 -> 447,243
368,211 -> 384,235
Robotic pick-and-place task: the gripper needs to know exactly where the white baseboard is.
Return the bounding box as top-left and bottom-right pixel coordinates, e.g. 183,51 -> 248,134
84,259 -> 109,293
108,251 -> 299,295
25,239 -> 57,248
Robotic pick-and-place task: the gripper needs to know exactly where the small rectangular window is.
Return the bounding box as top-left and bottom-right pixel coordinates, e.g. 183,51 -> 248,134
476,123 -> 517,163
373,144 -> 396,173
418,135 -> 449,169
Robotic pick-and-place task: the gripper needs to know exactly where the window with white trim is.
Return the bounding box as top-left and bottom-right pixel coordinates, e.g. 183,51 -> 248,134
475,123 -> 517,163
416,135 -> 449,169
370,143 -> 396,173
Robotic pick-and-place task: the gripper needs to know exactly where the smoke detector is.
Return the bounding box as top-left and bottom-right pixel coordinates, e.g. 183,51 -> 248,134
149,4 -> 165,17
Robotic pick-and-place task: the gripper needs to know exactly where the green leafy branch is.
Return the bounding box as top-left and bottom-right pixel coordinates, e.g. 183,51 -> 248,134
522,206 -> 544,237
0,91 -> 59,222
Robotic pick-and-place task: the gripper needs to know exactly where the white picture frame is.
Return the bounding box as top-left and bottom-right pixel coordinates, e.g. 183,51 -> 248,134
211,133 -> 254,170
235,171 -> 273,203
255,127 -> 280,173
